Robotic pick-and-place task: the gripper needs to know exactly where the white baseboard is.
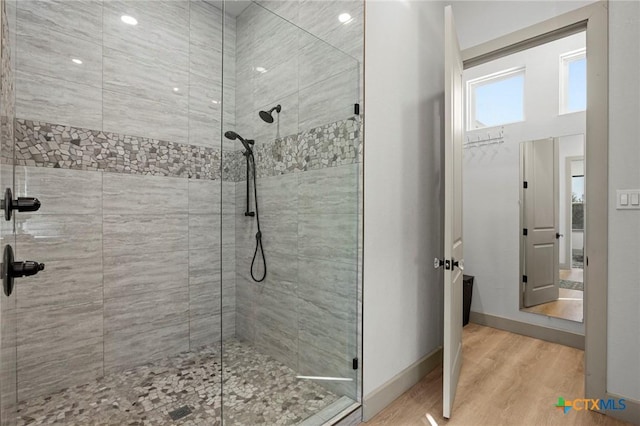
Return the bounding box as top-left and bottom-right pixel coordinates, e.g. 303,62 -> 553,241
362,346 -> 442,421
470,311 -> 585,350
604,393 -> 640,425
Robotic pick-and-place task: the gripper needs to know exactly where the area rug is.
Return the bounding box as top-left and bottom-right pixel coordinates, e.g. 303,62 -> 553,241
560,279 -> 584,291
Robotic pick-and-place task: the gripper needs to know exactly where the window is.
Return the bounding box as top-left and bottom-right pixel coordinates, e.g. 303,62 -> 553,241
571,175 -> 585,230
560,48 -> 586,114
466,67 -> 525,130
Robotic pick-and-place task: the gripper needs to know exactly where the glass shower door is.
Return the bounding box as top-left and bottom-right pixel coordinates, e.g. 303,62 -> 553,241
0,0 -> 17,423
222,1 -> 361,423
7,0 -> 226,424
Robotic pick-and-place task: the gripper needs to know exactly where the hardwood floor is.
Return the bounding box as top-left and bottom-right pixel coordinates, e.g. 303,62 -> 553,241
364,324 -> 630,426
520,269 -> 584,322
560,268 -> 584,282
522,288 -> 583,322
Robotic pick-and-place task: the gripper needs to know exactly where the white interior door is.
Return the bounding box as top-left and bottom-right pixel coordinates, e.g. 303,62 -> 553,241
522,138 -> 560,307
443,5 -> 464,420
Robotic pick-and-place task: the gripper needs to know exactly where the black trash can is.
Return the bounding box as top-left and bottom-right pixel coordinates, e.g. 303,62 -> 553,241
462,275 -> 474,326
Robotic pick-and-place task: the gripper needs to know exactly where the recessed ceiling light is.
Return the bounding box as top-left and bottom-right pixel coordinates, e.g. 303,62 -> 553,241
71,58 -> 83,65
211,100 -> 219,104
255,66 -> 267,73
173,87 -> 180,92
338,13 -> 353,24
121,15 -> 138,25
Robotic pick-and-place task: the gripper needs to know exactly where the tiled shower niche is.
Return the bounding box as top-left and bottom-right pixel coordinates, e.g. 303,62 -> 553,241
1,0 -> 363,424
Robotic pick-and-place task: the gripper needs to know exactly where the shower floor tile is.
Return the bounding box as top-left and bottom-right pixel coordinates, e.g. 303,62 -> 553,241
17,339 -> 339,425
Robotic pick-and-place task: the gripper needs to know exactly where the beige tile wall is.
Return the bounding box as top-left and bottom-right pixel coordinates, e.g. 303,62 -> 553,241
14,167 -> 234,400
15,0 -> 235,150
235,164 -> 359,400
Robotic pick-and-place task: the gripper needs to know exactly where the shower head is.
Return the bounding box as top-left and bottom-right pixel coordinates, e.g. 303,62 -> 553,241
259,104 -> 282,124
224,131 -> 254,153
224,130 -> 241,141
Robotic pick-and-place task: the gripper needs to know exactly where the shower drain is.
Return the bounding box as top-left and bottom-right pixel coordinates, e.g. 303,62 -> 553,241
168,405 -> 193,421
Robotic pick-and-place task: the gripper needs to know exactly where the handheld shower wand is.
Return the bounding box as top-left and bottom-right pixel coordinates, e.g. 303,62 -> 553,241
224,131 -> 254,154
223,130 -> 266,282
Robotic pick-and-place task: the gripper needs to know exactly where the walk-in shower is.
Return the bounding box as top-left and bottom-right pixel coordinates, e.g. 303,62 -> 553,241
0,0 -> 363,424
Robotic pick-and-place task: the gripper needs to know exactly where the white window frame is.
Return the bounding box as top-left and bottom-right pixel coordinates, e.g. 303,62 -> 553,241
559,48 -> 586,115
465,66 -> 525,130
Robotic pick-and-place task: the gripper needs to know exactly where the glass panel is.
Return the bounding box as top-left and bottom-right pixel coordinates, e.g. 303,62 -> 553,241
0,0 -> 18,423
571,176 -> 585,230
559,45 -> 586,114
468,69 -> 525,129
10,0 -> 224,423
5,0 -> 362,423
566,57 -> 586,112
571,171 -> 585,270
222,1 -> 361,423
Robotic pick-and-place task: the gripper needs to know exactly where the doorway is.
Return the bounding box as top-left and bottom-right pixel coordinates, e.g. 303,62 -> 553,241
461,30 -> 587,325
443,1 -> 609,420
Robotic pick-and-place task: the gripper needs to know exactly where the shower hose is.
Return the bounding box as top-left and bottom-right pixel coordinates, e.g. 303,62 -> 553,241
249,153 -> 267,282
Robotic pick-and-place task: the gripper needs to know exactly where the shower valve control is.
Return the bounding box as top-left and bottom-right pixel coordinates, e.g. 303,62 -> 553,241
2,244 -> 45,296
1,188 -> 41,221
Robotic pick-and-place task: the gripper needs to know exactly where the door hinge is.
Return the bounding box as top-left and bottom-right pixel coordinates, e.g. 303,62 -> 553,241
523,181 -> 528,189
522,275 -> 528,283
523,228 -> 528,236
354,103 -> 360,115
352,357 -> 359,370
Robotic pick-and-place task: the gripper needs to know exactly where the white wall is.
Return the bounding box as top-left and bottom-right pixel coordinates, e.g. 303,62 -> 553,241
572,230 -> 583,251
463,33 -> 586,335
363,0 -> 444,399
451,1 -> 595,49
607,0 -> 640,402
363,0 -> 639,411
452,0 -> 640,403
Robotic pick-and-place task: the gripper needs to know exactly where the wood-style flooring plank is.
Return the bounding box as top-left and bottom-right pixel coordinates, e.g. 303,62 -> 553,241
363,324 -> 630,426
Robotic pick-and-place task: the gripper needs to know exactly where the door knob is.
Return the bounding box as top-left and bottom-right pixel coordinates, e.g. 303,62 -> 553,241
1,188 -> 41,221
556,233 -> 564,239
2,245 -> 45,296
453,259 -> 464,271
434,258 -> 451,270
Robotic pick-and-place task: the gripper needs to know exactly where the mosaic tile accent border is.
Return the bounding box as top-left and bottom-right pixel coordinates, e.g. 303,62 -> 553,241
250,117 -> 362,180
12,117 -> 362,182
14,119 -> 232,180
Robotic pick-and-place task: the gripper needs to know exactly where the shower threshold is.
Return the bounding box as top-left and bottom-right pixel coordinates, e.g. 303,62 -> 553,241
17,339 -> 341,425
